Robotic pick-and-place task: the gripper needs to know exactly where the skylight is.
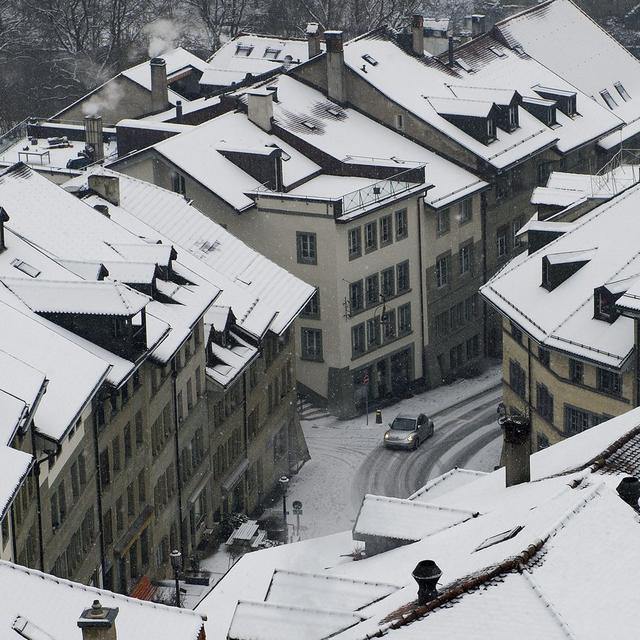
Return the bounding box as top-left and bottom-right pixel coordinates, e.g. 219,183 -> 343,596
11,258 -> 40,278
489,46 -> 506,58
302,121 -> 317,130
615,82 -> 631,102
455,59 -> 473,73
264,47 -> 281,59
235,44 -> 253,57
475,525 -> 523,551
600,89 -> 618,110
362,54 -> 378,66
326,106 -> 342,117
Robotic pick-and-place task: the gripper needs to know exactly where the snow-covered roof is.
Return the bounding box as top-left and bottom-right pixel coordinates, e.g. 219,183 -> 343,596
0,444 -> 32,519
353,494 -> 477,542
67,168 -> 315,338
228,600 -> 363,640
495,0 -> 640,144
207,330 -> 258,388
0,560 -> 204,640
0,350 -> 46,426
342,34 -> 559,171
264,75 -> 487,209
197,403 -> 640,640
424,18 -> 450,32
408,468 -> 487,503
206,34 -> 319,87
482,181 -> 640,368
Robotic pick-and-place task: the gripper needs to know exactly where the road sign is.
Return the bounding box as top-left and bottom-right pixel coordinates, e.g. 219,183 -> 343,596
292,500 -> 303,515
363,372 -> 369,385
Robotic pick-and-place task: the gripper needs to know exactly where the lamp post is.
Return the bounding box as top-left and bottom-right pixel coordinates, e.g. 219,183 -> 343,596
278,475 -> 289,543
170,549 -> 182,608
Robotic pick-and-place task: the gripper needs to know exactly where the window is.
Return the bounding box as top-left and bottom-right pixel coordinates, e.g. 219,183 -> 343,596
350,280 -> 364,314
537,433 -> 550,451
135,411 -> 143,448
127,483 -> 135,516
466,335 -> 479,360
381,267 -> 395,299
465,294 -> 478,321
537,161 -> 553,186
364,222 -> 377,252
512,216 -> 524,247
615,81 -> 631,102
350,323 -> 366,357
301,328 -> 323,361
569,359 -> 583,384
296,232 -> 317,264
395,114 -> 404,131
597,368 -> 622,396
435,311 -> 449,337
450,302 -> 464,331
435,255 -> 449,288
436,208 -> 450,234
510,321 -> 523,344
397,261 -> 410,293
497,226 -> 509,258
235,44 -> 254,56
536,383 -> 554,422
10,258 -> 41,278
104,509 -> 113,546
124,423 -> 132,462
600,89 -> 618,109
301,290 -> 320,319
395,209 -> 408,239
564,406 -> 591,435
71,462 -> 80,500
138,470 -> 146,504
459,198 -> 472,223
450,343 -> 464,370
171,173 -> 186,196
116,497 -> 123,532
509,359 -> 526,398
380,215 -> 393,245
459,244 -> 473,275
348,227 -> 362,259
112,436 -> 121,472
365,274 -> 379,307
538,347 -> 550,368
398,303 -> 412,335
487,117 -> 496,141
366,318 -> 380,348
508,104 -> 518,129
382,309 -> 396,342
264,46 -> 281,59
99,449 -> 110,487
78,452 -> 87,487
594,289 -> 616,322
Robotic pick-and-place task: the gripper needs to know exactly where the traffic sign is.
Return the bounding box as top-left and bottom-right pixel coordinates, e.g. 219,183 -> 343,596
292,500 -> 303,515
363,372 -> 369,385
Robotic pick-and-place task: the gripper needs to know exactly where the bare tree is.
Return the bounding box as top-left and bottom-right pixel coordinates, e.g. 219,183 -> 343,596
184,0 -> 250,50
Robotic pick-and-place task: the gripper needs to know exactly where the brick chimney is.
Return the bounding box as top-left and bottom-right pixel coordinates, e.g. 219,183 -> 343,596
247,88 -> 274,132
84,115 -> 104,162
464,14 -> 487,37
325,31 -> 346,105
306,22 -> 323,59
77,600 -> 119,640
501,414 -> 531,487
448,36 -> 455,67
412,14 -> 424,56
0,207 -> 8,253
88,174 -> 120,206
150,58 -> 169,113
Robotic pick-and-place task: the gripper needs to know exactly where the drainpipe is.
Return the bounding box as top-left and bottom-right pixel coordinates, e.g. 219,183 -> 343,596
417,197 -> 427,385
242,372 -> 249,457
29,423 -> 44,571
527,336 -> 533,438
91,403 -> 107,588
9,504 -> 17,563
481,192 -> 488,356
171,366 -> 185,560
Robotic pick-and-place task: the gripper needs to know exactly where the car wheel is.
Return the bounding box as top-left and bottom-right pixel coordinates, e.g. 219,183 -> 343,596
413,437 -> 420,450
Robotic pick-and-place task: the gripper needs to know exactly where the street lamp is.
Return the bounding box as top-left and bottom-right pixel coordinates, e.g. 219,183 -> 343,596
170,549 -> 182,608
278,475 -> 289,543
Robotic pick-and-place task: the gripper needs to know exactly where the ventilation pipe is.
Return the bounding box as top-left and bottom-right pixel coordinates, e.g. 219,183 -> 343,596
412,14 -> 424,56
617,476 -> 640,509
413,560 -> 442,605
175,100 -> 183,124
150,57 -> 169,113
325,31 -> 346,104
77,600 -> 119,640
501,414 -> 531,487
84,115 -> 104,162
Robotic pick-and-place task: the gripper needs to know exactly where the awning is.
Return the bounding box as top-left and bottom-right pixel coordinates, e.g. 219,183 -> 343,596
222,458 -> 249,494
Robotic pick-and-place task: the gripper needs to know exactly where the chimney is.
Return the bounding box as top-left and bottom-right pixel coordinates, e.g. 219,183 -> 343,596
501,414 -> 531,487
247,89 -> 274,132
150,57 -> 169,113
448,36 -> 455,67
325,31 -> 346,105
88,174 -> 120,206
84,115 -> 104,162
0,207 -> 8,253
175,100 -> 183,124
412,560 -> 442,606
617,476 -> 640,509
77,600 -> 119,640
306,22 -> 323,59
464,14 -> 487,37
412,14 -> 424,56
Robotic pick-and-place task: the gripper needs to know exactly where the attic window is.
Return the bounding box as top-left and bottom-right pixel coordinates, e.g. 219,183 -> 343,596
615,82 -> 631,102
11,258 -> 41,278
302,121 -> 317,130
542,250 -> 593,291
395,114 -> 405,131
475,526 -> 523,551
594,286 -> 619,323
362,54 -> 378,66
326,106 -> 342,117
455,58 -> 473,73
235,44 -> 254,56
489,46 -> 506,58
264,47 -> 281,59
600,89 -> 618,110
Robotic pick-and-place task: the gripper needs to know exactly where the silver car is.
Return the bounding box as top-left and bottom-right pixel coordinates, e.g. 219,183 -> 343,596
383,413 -> 435,450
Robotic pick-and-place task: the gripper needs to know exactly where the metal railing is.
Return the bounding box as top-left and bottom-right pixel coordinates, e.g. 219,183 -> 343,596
590,148 -> 640,197
341,168 -> 420,216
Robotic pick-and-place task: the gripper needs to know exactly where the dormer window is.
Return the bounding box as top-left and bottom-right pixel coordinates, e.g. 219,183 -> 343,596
508,105 -> 518,129
235,44 -> 254,57
522,96 -> 556,127
534,86 -> 576,117
487,117 -> 496,142
594,286 -> 620,323
615,82 -> 630,102
600,89 -> 618,110
542,249 -> 594,291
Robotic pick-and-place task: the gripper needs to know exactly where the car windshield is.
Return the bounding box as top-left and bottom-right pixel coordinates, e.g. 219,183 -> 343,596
391,418 -> 417,431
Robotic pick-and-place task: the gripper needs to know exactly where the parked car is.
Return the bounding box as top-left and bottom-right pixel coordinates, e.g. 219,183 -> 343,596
383,412 -> 434,450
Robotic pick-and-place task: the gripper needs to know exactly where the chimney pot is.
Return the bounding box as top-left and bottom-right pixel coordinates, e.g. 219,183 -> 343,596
412,560 -> 442,606
617,476 -> 640,508
175,100 -> 183,124
84,116 -> 104,163
501,414 -> 531,487
78,600 -> 119,640
412,14 -> 424,56
150,57 -> 169,113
